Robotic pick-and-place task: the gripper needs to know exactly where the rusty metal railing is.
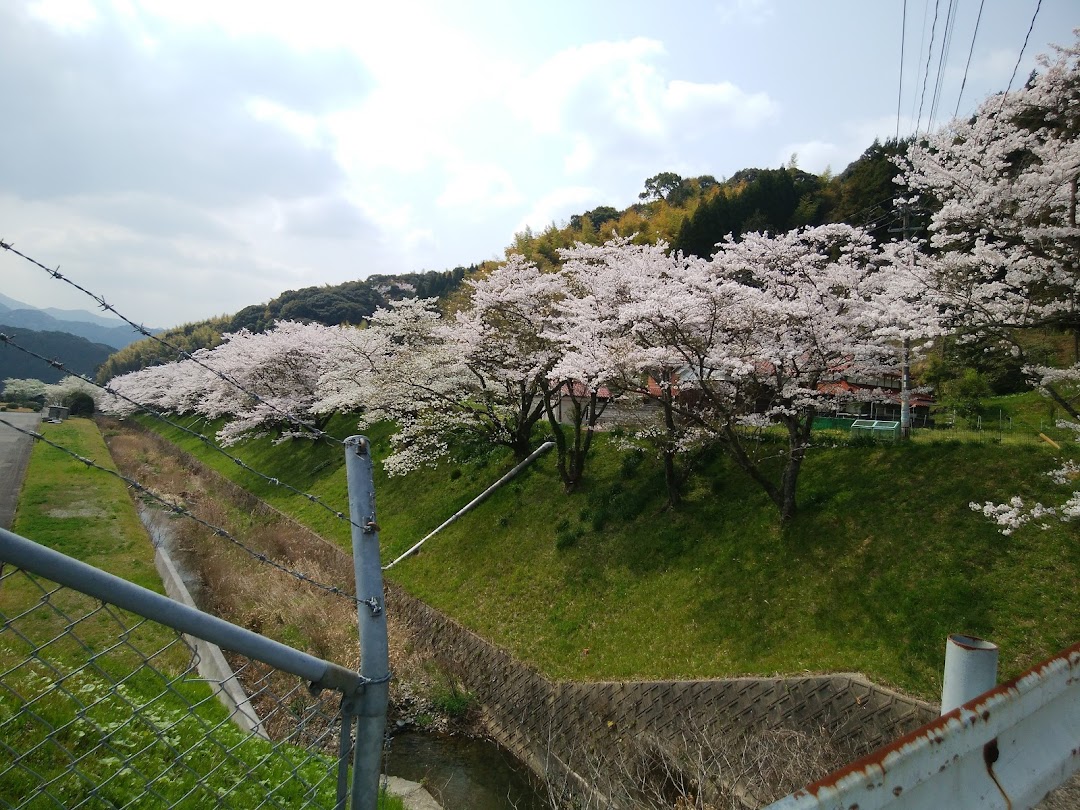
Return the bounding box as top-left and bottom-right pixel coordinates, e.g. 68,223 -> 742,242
764,641 -> 1080,810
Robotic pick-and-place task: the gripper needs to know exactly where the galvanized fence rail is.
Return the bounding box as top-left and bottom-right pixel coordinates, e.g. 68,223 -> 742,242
0,526 -> 378,810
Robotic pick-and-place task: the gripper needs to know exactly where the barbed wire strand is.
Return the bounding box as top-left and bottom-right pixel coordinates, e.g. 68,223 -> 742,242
0,239 -> 345,448
0,415 -> 364,607
0,333 -> 364,532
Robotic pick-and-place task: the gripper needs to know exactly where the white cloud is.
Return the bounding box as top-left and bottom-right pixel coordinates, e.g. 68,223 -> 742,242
779,114 -> 908,175
514,186 -> 602,234
437,162 -> 522,211
27,0 -> 100,32
510,38 -> 666,135
509,37 -> 778,161
564,136 -> 596,174
715,0 -> 775,26
665,79 -> 777,129
775,140 -> 844,175
245,98 -> 325,148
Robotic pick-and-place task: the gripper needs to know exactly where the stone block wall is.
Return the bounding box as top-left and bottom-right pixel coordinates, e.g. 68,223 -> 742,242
387,583 -> 936,808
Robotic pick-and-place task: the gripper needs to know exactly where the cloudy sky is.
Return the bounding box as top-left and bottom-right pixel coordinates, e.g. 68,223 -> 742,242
1,0 -> 1076,329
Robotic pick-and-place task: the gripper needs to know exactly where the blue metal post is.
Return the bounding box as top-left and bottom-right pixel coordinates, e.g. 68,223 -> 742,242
344,436 -> 390,810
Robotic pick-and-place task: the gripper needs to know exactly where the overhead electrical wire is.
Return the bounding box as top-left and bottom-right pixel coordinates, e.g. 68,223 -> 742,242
927,0 -> 959,129
915,0 -> 942,135
908,0 -> 932,133
896,0 -> 908,140
998,0 -> 1044,113
953,0 -> 986,118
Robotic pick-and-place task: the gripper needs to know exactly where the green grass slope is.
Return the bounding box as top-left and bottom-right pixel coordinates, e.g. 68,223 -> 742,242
3,420 -> 363,808
136,400 -> 1079,702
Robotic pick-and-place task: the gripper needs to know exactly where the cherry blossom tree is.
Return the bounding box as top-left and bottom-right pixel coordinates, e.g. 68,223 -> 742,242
899,32 -> 1080,530
320,259 -> 566,476
555,238 -> 709,504
547,238 -> 660,493
453,254 -> 566,459
204,321 -> 352,445
552,230 -> 929,517
101,356 -> 211,417
679,225 -> 921,521
44,375 -> 100,407
898,37 -> 1079,354
104,321 -> 350,445
2,378 -> 47,402
317,297 -> 469,475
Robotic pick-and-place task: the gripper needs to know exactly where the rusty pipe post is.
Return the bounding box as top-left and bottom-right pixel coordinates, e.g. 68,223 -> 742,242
941,633 -> 998,714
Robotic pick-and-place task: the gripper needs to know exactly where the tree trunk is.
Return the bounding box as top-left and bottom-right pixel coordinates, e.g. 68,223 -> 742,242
661,394 -> 682,508
542,383 -> 603,494
663,448 -> 681,508
776,407 -> 815,524
1044,382 -> 1080,422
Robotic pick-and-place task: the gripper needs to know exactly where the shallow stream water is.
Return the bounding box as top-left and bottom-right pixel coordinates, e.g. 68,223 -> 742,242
384,732 -> 549,810
126,459 -> 548,809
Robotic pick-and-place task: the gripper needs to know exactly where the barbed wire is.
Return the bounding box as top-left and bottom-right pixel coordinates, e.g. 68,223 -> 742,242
0,415 -> 365,606
0,239 -> 345,448
0,332 -> 364,532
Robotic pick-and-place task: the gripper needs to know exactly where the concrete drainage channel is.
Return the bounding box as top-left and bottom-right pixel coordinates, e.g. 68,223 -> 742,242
141,506 -> 442,810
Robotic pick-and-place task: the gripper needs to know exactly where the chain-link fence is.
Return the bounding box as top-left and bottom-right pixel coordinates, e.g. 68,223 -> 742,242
0,527 -> 377,810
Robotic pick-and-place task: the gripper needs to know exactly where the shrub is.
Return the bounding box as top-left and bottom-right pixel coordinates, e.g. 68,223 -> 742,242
430,684 -> 475,719
67,391 -> 96,417
555,518 -> 582,549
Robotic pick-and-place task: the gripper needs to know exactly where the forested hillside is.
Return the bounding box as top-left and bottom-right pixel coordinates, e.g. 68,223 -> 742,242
0,324 -> 114,383
506,139 -> 909,269
96,133 -> 919,388
95,317 -> 232,383
97,267 -> 474,382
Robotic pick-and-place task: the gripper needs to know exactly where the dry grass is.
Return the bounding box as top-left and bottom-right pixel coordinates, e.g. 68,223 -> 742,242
101,421 -> 449,735
543,718 -> 860,810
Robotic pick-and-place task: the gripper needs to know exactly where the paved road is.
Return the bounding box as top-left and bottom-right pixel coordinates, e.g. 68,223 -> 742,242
0,412 -> 41,530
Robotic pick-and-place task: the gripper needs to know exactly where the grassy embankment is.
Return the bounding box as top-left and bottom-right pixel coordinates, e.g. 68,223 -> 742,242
139,391 -> 1080,703
3,418 -> 403,809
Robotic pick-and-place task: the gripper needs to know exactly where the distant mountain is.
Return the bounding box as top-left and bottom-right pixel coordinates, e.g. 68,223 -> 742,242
0,293 -> 158,349
0,323 -> 114,384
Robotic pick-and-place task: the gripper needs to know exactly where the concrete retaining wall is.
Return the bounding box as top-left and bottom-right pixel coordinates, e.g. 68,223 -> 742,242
387,583 -> 937,808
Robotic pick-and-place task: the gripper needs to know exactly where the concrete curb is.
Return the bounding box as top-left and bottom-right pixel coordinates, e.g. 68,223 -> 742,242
382,776 -> 443,810
0,411 -> 41,531
152,537 -> 443,808
153,544 -> 268,738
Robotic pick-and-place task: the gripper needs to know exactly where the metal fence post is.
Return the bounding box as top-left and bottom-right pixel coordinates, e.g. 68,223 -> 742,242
344,436 -> 390,810
941,633 -> 998,714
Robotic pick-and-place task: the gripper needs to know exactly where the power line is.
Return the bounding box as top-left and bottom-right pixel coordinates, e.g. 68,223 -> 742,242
998,0 -> 1044,115
927,0 -> 959,129
953,0 -> 986,118
908,0 -> 932,131
896,0 -> 908,141
915,0 -> 942,135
